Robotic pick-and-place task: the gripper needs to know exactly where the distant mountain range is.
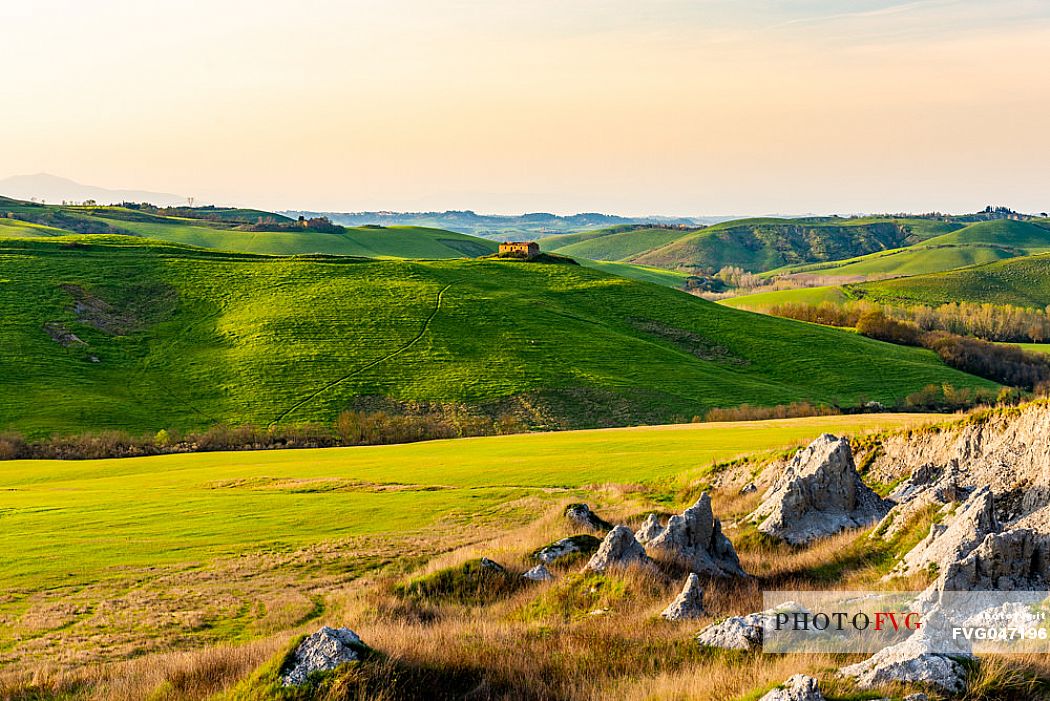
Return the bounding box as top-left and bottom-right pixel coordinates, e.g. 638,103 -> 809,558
0,173 -> 188,208
281,209 -> 734,240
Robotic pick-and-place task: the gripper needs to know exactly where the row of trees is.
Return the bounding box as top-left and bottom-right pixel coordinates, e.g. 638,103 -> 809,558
855,310 -> 1050,389
769,300 -> 1050,343
761,302 -> 1050,390
0,406 -> 529,461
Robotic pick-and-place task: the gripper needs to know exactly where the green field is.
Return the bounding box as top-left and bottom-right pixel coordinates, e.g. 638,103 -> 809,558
0,414 -> 937,589
852,253 -> 1050,308
0,236 -> 995,437
0,413 -> 941,667
0,197 -> 498,259
719,284 -> 850,310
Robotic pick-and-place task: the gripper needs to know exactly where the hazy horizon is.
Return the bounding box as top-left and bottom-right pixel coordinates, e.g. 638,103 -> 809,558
4,1 -> 1049,215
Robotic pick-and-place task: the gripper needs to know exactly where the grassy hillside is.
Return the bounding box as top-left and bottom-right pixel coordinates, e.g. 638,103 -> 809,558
767,243 -> 1018,279
540,226 -> 694,261
0,413 -> 941,674
720,284 -> 850,311
765,219 -> 1050,281
922,218 -> 1050,250
852,253 -> 1050,308
631,217 -> 936,273
573,258 -> 692,288
0,197 -> 497,259
0,236 -> 994,437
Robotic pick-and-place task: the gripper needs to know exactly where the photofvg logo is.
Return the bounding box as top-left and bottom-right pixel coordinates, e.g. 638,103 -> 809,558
761,591 -> 1050,654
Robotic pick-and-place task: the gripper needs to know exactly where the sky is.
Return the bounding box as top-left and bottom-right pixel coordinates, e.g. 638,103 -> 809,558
3,0 -> 1049,216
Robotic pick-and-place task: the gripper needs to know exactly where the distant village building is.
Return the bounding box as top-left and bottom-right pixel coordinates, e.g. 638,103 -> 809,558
498,241 -> 540,258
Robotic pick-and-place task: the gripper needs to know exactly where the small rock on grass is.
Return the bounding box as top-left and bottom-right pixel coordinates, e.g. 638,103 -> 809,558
280,626 -> 366,686
584,525 -> 649,573
533,534 -> 601,564
757,675 -> 824,701
661,573 -> 704,621
522,564 -> 555,581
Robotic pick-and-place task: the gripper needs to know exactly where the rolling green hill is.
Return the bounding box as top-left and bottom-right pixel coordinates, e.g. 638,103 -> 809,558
539,226 -> 695,261
766,220 -> 1050,280
852,253 -> 1050,308
630,217 -> 952,273
0,236 -> 993,437
922,218 -> 1050,250
763,244 -> 1018,280
573,259 -> 692,288
0,197 -> 498,259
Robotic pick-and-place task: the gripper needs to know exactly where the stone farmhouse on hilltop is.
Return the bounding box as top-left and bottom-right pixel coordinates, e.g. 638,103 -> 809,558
498,241 -> 540,258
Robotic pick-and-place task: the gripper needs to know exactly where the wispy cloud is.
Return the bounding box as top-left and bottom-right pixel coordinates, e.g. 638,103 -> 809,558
779,0 -> 962,27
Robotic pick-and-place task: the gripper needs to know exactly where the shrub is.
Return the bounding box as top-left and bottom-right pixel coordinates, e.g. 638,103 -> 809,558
856,309 -> 923,346
704,401 -> 840,423
921,332 -> 1050,390
395,559 -> 525,605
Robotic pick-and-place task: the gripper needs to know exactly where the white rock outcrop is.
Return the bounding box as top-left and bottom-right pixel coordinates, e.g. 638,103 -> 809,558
937,528 -> 1050,592
648,493 -> 745,577
863,403 -> 1050,520
839,625 -> 967,694
280,626 -> 366,686
634,513 -> 663,544
533,535 -> 601,564
889,486 -> 998,579
584,525 -> 650,573
695,612 -> 766,650
874,461 -> 968,541
748,434 -> 889,545
522,564 -> 555,582
758,674 -> 825,701
660,573 -> 704,621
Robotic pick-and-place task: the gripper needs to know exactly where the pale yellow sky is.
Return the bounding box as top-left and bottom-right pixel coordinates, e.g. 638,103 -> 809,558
3,0 -> 1048,215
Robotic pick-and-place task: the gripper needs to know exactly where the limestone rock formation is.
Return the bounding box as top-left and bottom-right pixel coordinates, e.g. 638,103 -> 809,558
634,513 -> 663,544
522,564 -> 555,582
839,626 -> 967,694
280,626 -> 366,686
584,525 -> 650,573
862,403 -> 1050,520
660,573 -> 704,621
648,493 -> 746,577
564,503 -> 613,532
695,612 -> 766,650
937,528 -> 1050,592
874,461 -> 969,541
889,486 -> 998,579
748,434 -> 889,545
533,535 -> 601,564
758,675 -> 825,701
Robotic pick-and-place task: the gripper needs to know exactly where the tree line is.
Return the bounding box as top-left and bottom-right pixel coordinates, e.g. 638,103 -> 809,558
767,300 -> 1050,343
777,304 -> 1050,390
